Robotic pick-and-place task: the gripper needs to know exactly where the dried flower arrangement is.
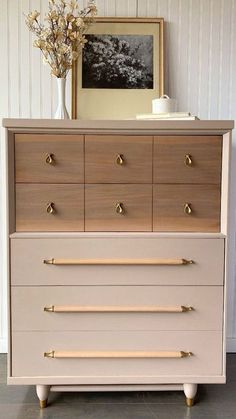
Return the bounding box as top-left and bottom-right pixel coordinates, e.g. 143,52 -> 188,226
25,0 -> 97,79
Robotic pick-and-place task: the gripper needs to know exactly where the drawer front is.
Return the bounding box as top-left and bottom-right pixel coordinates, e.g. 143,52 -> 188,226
11,238 -> 224,286
153,136 -> 222,184
85,135 -> 152,183
153,185 -> 220,232
11,331 -> 222,379
85,185 -> 152,231
16,184 -> 84,231
15,134 -> 84,183
11,286 -> 223,332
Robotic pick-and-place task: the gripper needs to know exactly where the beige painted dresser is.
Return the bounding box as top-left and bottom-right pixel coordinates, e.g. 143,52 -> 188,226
3,119 -> 234,408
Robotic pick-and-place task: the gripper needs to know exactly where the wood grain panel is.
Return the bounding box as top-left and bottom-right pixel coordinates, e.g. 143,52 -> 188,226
16,184 -> 84,232
153,184 -> 221,232
85,184 -> 152,231
154,136 -> 222,184
85,135 -> 152,183
15,134 -> 84,183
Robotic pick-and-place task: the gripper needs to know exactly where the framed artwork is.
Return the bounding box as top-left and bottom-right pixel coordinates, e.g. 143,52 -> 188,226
72,17 -> 164,119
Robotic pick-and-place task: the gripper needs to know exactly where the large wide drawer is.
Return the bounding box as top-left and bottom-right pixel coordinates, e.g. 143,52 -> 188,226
16,184 -> 84,231
15,134 -> 84,183
85,135 -> 152,183
11,331 -> 222,379
85,185 -> 152,231
11,285 -> 223,332
11,237 -> 224,286
153,136 -> 222,184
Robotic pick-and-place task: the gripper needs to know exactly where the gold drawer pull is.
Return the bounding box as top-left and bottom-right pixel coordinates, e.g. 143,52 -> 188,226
185,154 -> 192,166
184,203 -> 192,215
44,305 -> 194,313
45,153 -> 54,164
46,202 -> 56,214
43,258 -> 194,266
44,350 -> 193,359
116,154 -> 124,165
116,202 -> 124,214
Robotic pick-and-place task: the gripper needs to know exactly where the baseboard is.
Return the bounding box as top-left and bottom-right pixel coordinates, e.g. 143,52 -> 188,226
0,338 -> 7,353
227,338 -> 236,352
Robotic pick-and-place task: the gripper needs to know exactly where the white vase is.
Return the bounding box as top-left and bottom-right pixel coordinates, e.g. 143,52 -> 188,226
54,77 -> 69,119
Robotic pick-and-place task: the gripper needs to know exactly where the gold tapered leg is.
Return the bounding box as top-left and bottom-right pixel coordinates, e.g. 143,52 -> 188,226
186,397 -> 194,407
40,400 -> 47,409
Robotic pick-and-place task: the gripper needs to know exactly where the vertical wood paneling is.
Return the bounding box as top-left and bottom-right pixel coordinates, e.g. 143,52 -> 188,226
1,0 -> 236,352
208,0 -> 221,118
167,0 -> 180,101
117,0 -> 137,17
30,0 -> 41,118
8,0 -> 20,117
176,0 -> 190,111
198,0 -> 211,119
104,0 -> 116,17
187,0 -> 200,114
20,0 -> 31,117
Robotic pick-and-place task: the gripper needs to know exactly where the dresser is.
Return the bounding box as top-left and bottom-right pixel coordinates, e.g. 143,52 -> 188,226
3,119 -> 233,408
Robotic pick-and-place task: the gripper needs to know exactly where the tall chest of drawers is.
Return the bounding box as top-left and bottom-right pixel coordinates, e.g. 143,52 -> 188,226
3,119 -> 234,408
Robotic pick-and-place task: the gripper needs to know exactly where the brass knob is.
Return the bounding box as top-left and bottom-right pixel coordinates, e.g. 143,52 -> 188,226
184,203 -> 192,215
45,153 -> 54,165
185,154 -> 192,166
46,202 -> 56,214
116,203 -> 124,214
116,154 -> 124,165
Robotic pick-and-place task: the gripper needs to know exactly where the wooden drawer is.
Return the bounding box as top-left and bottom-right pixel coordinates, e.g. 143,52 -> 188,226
85,185 -> 152,231
16,184 -> 84,231
85,135 -> 152,183
11,285 -> 223,332
15,134 -> 84,183
11,330 -> 222,379
11,237 -> 224,286
153,184 -> 221,232
153,136 -> 222,184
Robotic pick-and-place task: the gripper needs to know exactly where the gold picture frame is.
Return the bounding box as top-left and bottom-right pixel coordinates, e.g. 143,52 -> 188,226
72,17 -> 164,119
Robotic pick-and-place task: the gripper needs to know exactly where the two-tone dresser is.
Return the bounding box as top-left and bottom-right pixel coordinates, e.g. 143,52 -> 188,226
2,119 -> 234,408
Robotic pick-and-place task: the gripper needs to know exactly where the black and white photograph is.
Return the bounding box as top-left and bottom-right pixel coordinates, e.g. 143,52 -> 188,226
82,34 -> 154,89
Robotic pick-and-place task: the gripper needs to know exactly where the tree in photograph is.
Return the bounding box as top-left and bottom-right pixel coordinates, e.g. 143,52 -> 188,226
82,35 -> 153,88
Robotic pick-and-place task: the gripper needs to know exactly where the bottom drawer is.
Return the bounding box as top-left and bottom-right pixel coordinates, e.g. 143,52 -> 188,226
11,331 -> 222,380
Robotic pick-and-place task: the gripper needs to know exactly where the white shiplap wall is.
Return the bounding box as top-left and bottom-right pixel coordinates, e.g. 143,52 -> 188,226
0,0 -> 236,352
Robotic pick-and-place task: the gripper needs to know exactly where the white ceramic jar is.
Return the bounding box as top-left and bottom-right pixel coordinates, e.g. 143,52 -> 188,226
152,95 -> 177,114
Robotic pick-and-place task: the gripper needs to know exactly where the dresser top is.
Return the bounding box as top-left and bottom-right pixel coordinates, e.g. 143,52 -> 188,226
2,118 -> 234,135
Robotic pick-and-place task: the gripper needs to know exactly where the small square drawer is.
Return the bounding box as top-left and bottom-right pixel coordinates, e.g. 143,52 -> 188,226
16,184 -> 84,231
85,135 -> 152,183
153,184 -> 220,232
154,136 -> 222,184
15,134 -> 84,183
85,184 -> 152,231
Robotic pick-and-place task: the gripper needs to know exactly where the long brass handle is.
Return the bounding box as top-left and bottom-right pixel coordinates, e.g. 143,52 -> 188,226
116,202 -> 124,214
43,258 -> 194,266
46,202 -> 56,214
44,350 -> 193,359
45,153 -> 55,165
184,203 -> 192,215
44,305 -> 194,313
116,154 -> 124,165
185,154 -> 192,166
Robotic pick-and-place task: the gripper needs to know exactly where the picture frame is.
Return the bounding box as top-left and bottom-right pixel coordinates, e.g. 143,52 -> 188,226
72,17 -> 164,119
